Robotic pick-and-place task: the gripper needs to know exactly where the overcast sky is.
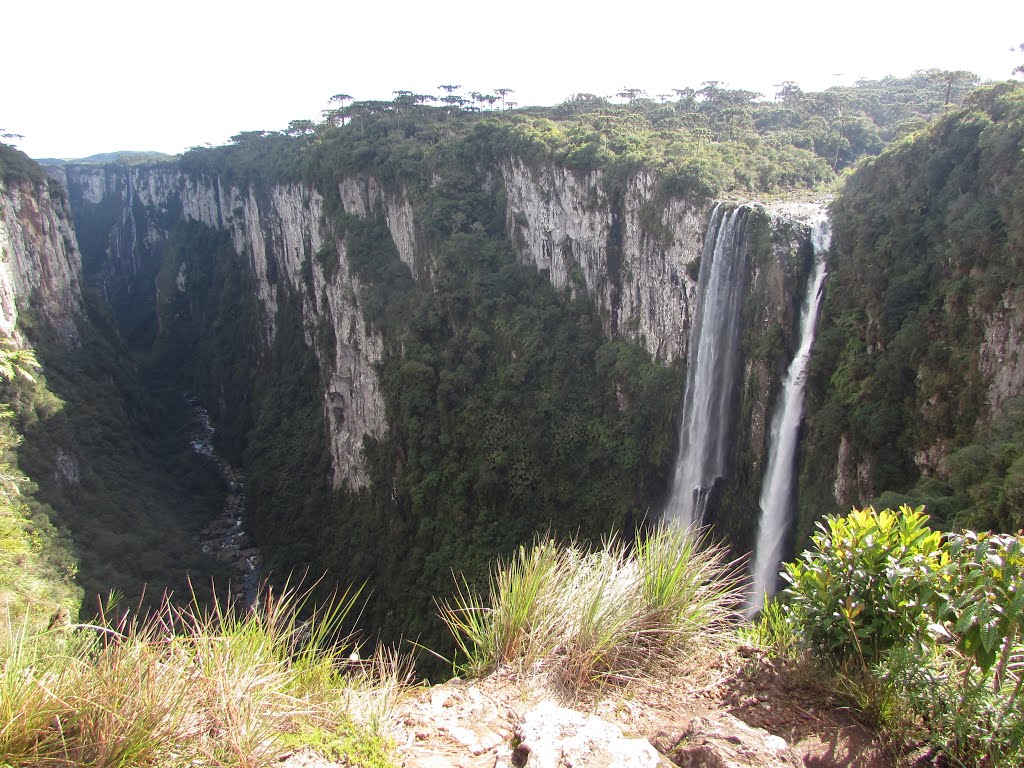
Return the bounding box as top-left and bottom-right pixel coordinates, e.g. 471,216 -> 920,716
6,0 -> 1023,159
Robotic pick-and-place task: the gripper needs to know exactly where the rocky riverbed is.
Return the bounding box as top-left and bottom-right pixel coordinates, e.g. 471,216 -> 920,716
188,397 -> 262,607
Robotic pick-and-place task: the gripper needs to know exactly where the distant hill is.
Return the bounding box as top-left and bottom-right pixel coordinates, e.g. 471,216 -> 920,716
35,151 -> 175,166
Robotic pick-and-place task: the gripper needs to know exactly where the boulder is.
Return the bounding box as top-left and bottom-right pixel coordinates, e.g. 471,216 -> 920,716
653,713 -> 801,768
511,701 -> 660,768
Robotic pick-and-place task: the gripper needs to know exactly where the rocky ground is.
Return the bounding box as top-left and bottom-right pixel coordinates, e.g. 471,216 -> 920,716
279,643 -> 932,768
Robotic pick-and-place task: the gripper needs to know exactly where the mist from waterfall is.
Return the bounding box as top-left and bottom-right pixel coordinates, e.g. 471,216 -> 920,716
664,204 -> 750,529
748,213 -> 831,615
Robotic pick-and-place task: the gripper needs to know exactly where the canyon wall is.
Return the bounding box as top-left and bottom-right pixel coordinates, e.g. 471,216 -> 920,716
59,159 -> 823,561
0,173 -> 82,343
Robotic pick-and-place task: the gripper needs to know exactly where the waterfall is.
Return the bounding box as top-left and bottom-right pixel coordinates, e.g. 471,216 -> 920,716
664,204 -> 750,529
748,213 -> 831,615
113,173 -> 137,276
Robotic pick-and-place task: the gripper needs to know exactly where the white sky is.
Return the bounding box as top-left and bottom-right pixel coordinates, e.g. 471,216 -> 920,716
5,0 -> 1023,159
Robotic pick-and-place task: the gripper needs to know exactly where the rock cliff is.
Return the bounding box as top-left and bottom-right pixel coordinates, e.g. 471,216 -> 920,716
63,165 -> 398,489
60,159 -> 826,560
502,160 -> 708,363
64,161 -> 826,517
0,174 -> 82,344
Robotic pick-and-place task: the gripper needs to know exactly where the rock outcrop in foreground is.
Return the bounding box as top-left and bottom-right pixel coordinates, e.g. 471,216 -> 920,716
283,649 -> 891,768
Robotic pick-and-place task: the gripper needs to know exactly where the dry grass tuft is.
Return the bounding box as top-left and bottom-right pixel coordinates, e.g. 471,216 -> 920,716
439,525 -> 745,691
0,581 -> 411,768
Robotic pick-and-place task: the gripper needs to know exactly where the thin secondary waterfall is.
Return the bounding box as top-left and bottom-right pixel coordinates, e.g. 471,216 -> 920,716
748,213 -> 832,614
664,204 -> 750,529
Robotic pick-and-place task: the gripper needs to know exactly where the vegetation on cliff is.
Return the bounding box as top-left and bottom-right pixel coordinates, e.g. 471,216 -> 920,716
177,70 -> 980,205
0,142 -> 48,187
151,212 -> 681,662
0,582 -> 407,768
440,526 -> 741,688
17,296 -> 234,612
0,335 -> 80,625
33,70 -> 1012,664
800,81 -> 1024,536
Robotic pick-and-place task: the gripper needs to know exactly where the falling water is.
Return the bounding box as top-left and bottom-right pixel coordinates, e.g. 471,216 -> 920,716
113,173 -> 138,275
748,213 -> 831,615
664,204 -> 751,529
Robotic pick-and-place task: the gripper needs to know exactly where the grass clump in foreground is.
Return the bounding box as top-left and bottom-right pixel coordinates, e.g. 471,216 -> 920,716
439,525 -> 744,690
0,582 -> 409,768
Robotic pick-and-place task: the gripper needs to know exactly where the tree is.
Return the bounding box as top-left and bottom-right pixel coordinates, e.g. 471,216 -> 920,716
616,87 -> 645,104
229,130 -> 274,145
494,88 -> 514,110
325,93 -> 353,127
392,90 -> 419,129
774,81 -> 803,104
697,81 -> 723,104
285,119 -> 315,136
1014,43 -> 1024,76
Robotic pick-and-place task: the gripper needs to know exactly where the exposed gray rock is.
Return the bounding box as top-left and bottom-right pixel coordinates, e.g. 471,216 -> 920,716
0,177 -> 82,344
66,166 -> 392,490
53,447 -> 80,486
513,701 -> 660,768
502,160 -> 707,363
981,290 -> 1024,414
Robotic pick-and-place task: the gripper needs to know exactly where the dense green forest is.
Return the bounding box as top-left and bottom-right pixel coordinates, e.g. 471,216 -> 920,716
799,81 -> 1024,537
17,296 -> 232,611
179,70 -> 981,200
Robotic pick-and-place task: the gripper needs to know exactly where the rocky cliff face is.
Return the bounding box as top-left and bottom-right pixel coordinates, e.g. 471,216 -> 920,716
0,176 -> 82,344
502,160 -> 708,363
61,159 -> 826,557
63,165 -> 401,489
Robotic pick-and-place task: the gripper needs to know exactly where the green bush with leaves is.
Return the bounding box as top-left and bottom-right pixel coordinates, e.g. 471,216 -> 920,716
936,531 -> 1024,677
782,505 -> 944,667
777,506 -> 1024,766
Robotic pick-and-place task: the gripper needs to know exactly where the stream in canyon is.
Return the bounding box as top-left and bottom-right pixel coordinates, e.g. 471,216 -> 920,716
187,397 -> 262,608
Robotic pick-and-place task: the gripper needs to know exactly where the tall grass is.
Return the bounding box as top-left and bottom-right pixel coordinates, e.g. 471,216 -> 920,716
439,525 -> 745,689
0,582 -> 410,768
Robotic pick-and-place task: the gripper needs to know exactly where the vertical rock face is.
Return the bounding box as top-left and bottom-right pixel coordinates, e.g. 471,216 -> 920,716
502,160 -> 708,363
0,176 -> 82,344
64,165 -> 401,490
63,157 -> 825,555
981,290 -> 1024,415
338,176 -> 422,279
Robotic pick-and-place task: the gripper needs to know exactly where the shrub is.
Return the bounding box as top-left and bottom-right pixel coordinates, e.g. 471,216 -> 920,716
781,505 -> 944,667
779,506 -> 1024,767
439,526 -> 744,690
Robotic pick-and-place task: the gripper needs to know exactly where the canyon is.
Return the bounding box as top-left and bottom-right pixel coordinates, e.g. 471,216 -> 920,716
3,81 -> 1022,652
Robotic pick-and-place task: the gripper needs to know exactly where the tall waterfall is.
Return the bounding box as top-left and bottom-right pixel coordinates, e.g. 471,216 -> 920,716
748,213 -> 831,614
664,204 -> 750,529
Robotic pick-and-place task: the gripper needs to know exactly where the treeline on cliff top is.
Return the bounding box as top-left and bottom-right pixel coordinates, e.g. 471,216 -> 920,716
176,69 -> 982,198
